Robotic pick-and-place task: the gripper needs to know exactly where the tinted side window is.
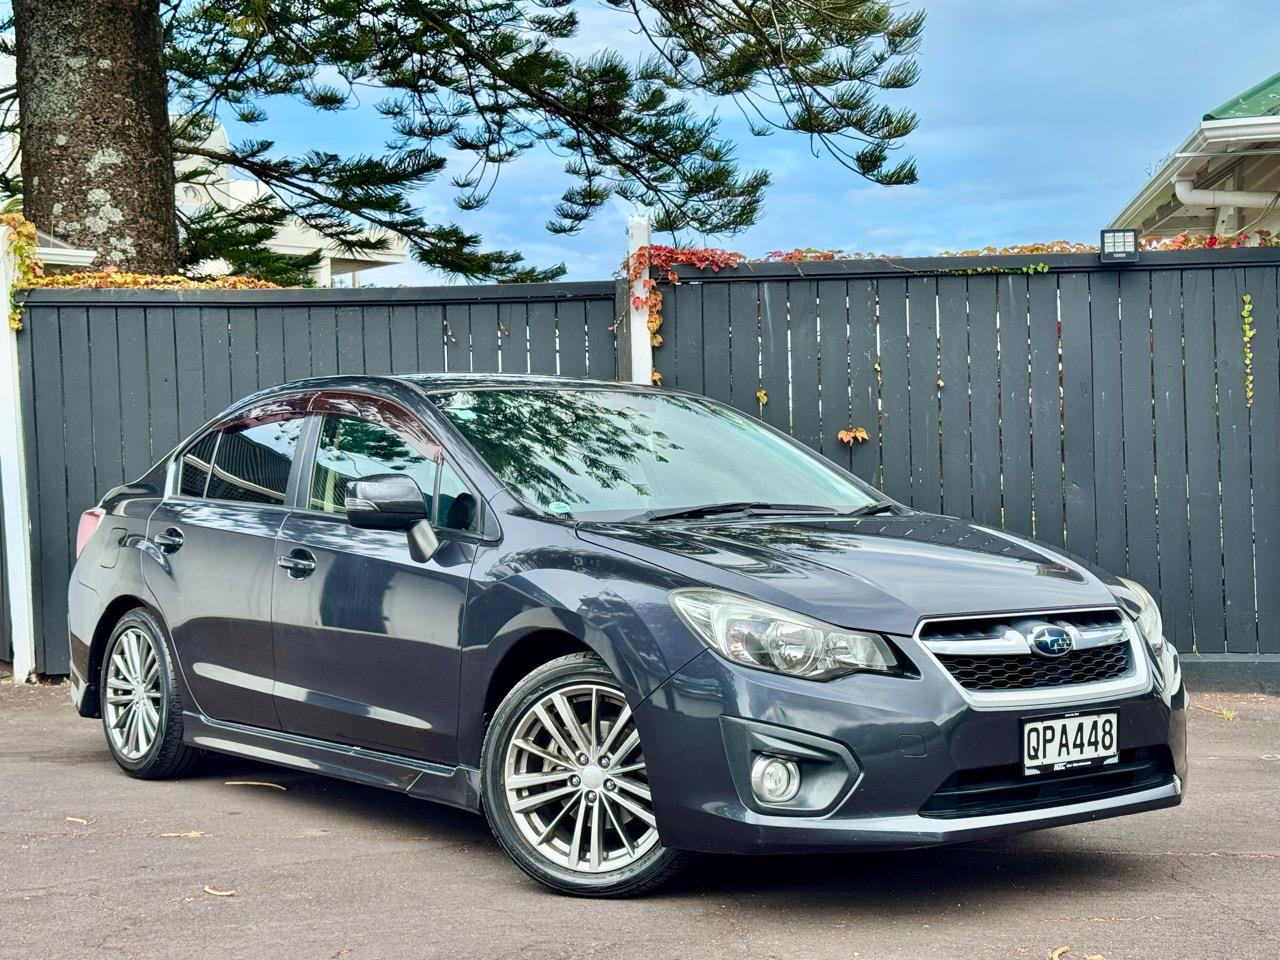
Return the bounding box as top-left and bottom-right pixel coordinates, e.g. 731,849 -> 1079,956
310,415 -> 439,514
436,462 -> 481,534
179,431 -> 218,497
206,419 -> 304,504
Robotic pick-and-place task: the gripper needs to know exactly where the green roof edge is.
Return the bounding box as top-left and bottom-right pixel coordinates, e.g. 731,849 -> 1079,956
1204,70 -> 1280,121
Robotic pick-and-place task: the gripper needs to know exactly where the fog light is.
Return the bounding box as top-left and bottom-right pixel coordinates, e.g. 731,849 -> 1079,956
750,755 -> 800,804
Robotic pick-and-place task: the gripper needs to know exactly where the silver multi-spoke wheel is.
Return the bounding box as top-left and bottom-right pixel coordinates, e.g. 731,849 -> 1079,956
503,682 -> 658,874
104,627 -> 162,761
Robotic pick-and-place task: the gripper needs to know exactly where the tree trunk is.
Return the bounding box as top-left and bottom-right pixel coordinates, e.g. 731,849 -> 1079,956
14,0 -> 178,273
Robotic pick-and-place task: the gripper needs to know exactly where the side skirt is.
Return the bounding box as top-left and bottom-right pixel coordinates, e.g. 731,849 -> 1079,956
183,712 -> 482,813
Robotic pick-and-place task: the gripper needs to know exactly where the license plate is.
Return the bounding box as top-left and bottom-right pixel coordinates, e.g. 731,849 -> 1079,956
1022,712 -> 1117,775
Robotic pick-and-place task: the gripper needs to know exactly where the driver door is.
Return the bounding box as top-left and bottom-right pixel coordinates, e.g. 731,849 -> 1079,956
270,394 -> 480,762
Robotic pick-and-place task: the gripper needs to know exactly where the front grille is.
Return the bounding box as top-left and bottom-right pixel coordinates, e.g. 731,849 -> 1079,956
919,608 -> 1125,643
920,746 -> 1174,819
936,643 -> 1132,691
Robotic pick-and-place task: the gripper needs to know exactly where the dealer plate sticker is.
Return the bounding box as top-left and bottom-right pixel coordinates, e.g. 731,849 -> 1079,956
1023,712 -> 1118,775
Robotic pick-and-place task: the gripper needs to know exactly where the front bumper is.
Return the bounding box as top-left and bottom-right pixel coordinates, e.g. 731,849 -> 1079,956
635,643 -> 1187,855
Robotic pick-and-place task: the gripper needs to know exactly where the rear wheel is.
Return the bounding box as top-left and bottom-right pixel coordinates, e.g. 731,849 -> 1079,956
99,608 -> 201,779
481,653 -> 685,896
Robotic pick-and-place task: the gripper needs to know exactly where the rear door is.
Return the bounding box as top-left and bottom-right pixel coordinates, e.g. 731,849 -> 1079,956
270,393 -> 479,762
143,402 -> 308,729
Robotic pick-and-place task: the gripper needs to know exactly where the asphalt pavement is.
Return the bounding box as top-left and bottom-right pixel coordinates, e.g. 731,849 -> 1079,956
1,675 -> 1277,960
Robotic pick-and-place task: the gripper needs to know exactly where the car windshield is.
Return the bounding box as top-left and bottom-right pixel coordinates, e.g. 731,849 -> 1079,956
429,388 -> 880,521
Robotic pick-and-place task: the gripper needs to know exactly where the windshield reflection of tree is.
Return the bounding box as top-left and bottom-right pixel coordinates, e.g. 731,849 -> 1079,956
439,391 -> 724,509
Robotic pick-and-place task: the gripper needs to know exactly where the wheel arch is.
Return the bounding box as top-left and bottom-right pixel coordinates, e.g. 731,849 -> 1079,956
81,595 -> 162,718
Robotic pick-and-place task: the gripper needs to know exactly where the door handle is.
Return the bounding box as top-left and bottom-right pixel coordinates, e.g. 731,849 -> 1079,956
153,527 -> 184,552
277,550 -> 317,577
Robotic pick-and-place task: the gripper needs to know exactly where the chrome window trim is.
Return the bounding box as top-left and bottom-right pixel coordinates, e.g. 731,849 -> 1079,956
913,606 -> 1151,710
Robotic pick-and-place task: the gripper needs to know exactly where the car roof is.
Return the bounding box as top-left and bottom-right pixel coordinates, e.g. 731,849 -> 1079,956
248,372 -> 660,400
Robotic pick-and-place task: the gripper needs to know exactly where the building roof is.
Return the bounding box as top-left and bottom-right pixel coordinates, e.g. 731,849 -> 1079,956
1205,71 -> 1280,121
1110,72 -> 1280,236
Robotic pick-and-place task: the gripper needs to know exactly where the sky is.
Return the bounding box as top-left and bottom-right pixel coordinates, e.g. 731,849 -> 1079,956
236,0 -> 1280,284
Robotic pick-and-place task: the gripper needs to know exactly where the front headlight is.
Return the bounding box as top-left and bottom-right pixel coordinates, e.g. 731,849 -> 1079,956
668,588 -> 900,681
1117,577 -> 1165,655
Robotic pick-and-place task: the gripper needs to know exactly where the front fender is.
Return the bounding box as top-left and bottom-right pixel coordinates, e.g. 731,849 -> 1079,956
456,537 -> 707,766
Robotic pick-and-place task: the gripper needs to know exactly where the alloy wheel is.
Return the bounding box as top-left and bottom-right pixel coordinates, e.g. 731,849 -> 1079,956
502,682 -> 658,874
104,627 -> 163,761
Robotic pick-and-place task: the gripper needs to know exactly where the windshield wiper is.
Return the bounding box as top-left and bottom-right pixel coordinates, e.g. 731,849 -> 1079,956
644,501 -> 844,522
842,499 -> 900,518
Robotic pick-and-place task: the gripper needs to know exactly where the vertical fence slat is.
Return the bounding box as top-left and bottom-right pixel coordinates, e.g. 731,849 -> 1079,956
759,281 -> 790,433
144,306 -> 180,462
1214,268 -> 1258,653
998,276 -> 1032,536
174,306 -> 205,437
444,303 -> 471,372
200,305 -> 232,418
700,284 -> 731,406
228,306 -> 259,402
878,278 -> 910,503
586,297 -> 615,380
470,301 -> 501,373
555,301 -> 587,379
907,277 -> 941,513
117,307 -> 152,481
1119,271 -> 1160,591
90,305 -> 125,490
816,279 -> 850,464
363,305 -> 393,375
967,277 -> 1000,528
31,310 -> 69,671
498,303 -> 528,374
1183,269 -> 1225,652
337,305 -> 365,374
1060,273 -> 1096,563
255,305 -> 286,392
528,301 -> 557,374
387,304 -> 418,375
728,282 -> 760,418
670,283 -> 704,398
1150,270 -> 1192,651
60,309 -> 96,540
847,280 -> 879,485
416,304 -> 446,373
789,281 -> 821,450
938,276 -> 971,518
1029,275 -> 1064,547
1247,266 -> 1280,652
282,305 -> 313,382
1089,273 -> 1127,575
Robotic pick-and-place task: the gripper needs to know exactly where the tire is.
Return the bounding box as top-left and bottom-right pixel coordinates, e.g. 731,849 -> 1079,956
481,652 -> 686,897
98,608 -> 201,779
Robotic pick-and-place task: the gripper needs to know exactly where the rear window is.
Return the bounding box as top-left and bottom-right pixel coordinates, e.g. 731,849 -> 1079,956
178,432 -> 218,497
204,419 -> 304,505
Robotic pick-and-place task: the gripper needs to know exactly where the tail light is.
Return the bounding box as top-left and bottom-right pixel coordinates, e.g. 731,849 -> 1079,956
75,508 -> 105,557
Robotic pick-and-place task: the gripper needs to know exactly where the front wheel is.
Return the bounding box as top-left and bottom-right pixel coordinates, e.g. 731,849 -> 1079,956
481,653 -> 686,896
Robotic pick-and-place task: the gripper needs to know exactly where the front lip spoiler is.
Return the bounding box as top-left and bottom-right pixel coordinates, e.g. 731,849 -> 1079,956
702,778 -> 1183,854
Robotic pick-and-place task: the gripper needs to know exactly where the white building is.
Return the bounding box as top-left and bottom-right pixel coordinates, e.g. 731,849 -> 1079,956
1111,72 -> 1280,239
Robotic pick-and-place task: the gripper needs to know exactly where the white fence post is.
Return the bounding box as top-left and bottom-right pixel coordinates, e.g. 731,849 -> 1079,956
0,234 -> 37,682
624,214 -> 653,385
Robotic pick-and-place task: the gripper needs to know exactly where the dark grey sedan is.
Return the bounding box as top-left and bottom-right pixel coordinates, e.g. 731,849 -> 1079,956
67,374 -> 1187,896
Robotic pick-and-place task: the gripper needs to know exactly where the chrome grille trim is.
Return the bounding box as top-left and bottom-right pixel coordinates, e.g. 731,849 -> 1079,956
913,606 -> 1151,709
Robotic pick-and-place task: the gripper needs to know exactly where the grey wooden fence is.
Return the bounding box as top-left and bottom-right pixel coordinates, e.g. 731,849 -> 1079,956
658,248 -> 1280,658
14,282 -> 617,673
5,248 -> 1279,676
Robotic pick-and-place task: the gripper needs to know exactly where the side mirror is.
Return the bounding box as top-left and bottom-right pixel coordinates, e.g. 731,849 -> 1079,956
345,474 -> 429,531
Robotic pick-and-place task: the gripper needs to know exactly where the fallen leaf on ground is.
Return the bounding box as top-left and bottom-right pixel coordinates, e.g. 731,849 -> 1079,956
65,816 -> 93,826
203,885 -> 236,897
160,831 -> 205,838
1050,948 -> 1070,960
223,780 -> 287,790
